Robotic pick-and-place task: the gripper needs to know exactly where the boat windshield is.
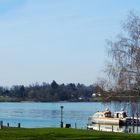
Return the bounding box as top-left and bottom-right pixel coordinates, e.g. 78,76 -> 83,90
93,113 -> 104,117
105,112 -> 111,117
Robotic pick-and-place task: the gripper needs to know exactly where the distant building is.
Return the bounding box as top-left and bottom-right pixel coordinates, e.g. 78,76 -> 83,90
92,92 -> 101,97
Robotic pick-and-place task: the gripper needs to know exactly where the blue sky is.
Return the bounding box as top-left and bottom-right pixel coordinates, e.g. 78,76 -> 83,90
0,0 -> 140,86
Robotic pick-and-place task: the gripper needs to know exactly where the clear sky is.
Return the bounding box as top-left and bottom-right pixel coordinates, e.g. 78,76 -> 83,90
0,0 -> 140,86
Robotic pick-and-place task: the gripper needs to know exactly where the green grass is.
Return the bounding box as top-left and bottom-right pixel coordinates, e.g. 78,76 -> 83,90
0,128 -> 139,140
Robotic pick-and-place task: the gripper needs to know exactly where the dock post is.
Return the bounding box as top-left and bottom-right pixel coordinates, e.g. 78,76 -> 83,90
7,123 -> 9,128
132,114 -> 134,133
132,114 -> 134,126
75,123 -> 77,129
99,124 -> 100,131
128,128 -> 131,133
136,113 -> 139,126
112,125 -> 113,132
18,123 -> 21,128
0,121 -> 3,129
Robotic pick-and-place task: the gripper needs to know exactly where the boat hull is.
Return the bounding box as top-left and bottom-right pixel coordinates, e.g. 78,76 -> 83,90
90,117 -> 140,126
87,124 -> 127,132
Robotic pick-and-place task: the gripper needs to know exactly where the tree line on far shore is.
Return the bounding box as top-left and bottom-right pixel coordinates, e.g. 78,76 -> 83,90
0,81 -> 102,102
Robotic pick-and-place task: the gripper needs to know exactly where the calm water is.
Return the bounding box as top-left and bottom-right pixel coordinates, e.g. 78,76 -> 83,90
0,102 -> 140,129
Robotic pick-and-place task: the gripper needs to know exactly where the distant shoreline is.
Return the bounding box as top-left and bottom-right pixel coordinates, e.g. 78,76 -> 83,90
0,96 -> 139,103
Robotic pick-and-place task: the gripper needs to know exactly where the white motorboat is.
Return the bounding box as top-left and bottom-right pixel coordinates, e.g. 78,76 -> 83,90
88,108 -> 128,125
88,108 -> 140,126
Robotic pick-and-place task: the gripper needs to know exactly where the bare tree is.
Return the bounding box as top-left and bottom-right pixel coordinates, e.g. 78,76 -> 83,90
96,77 -> 110,91
106,11 -> 140,93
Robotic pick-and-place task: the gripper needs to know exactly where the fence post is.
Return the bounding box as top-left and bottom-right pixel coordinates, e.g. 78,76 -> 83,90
99,124 -> 100,131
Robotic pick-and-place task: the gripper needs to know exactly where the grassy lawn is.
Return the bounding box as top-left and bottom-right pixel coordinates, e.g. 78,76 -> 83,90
0,128 -> 139,140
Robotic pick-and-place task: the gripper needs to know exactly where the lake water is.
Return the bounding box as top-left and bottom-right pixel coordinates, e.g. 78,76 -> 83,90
0,102 -> 140,130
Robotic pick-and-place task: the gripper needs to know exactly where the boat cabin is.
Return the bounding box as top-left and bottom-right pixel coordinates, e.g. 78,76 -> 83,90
114,111 -> 127,119
93,111 -> 112,118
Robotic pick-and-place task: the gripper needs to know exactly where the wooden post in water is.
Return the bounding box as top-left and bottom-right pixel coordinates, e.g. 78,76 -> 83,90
0,121 -> 3,129
136,112 -> 139,134
132,114 -> 134,133
128,128 -> 131,133
7,123 -> 9,128
18,123 -> 21,128
136,113 -> 139,126
75,123 -> 77,129
132,114 -> 134,126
